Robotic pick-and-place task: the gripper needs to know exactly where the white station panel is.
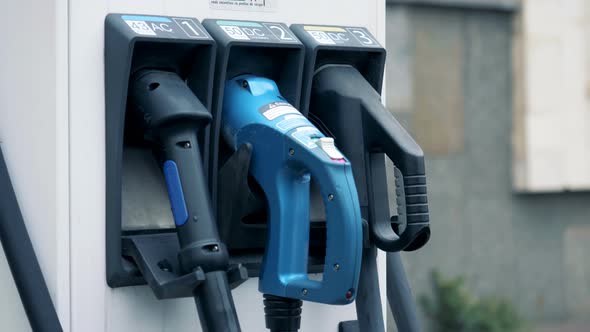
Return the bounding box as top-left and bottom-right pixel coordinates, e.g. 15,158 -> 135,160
0,1 -> 386,331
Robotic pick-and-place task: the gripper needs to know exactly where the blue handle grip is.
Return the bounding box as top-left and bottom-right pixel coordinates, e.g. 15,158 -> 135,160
222,75 -> 363,305
257,143 -> 362,304
163,160 -> 189,226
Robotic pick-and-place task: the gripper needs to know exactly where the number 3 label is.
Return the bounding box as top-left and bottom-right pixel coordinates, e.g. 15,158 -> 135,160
347,28 -> 378,47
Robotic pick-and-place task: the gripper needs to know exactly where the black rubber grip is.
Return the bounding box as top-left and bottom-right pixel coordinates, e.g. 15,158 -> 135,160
404,176 -> 429,221
393,171 -> 430,252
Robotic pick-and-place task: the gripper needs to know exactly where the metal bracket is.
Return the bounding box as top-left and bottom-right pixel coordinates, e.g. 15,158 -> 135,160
122,233 -> 248,299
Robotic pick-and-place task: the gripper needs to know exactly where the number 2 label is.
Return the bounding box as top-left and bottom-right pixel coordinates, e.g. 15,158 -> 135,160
264,23 -> 296,42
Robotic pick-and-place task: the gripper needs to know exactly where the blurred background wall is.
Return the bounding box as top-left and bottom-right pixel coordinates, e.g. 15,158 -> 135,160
384,0 -> 590,330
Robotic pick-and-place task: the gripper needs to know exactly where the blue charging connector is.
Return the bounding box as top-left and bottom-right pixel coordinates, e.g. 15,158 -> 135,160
222,75 -> 363,305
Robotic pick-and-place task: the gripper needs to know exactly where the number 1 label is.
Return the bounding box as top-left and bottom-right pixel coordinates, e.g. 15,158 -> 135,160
173,18 -> 206,38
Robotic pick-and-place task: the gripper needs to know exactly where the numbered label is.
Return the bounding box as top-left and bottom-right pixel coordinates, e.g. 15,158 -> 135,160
263,23 -> 296,42
215,20 -> 299,43
307,31 -> 335,45
121,15 -> 211,40
347,28 -> 378,46
125,20 -> 157,36
173,18 -> 207,38
220,25 -> 251,40
302,25 -> 381,48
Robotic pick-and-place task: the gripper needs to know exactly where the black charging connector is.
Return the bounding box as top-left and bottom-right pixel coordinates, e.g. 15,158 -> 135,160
129,69 -> 240,332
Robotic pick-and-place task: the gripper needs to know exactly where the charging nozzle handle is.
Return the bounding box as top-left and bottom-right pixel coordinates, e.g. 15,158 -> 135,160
131,70 -> 228,272
260,143 -> 363,305
131,70 -> 240,332
160,128 -> 242,332
360,85 -> 430,252
160,127 -> 229,271
311,65 -> 430,252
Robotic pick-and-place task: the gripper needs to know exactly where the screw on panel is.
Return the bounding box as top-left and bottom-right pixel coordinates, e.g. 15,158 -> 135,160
183,142 -> 191,149
211,245 -> 219,252
345,289 -> 354,300
302,288 -> 308,296
289,148 -> 295,156
157,260 -> 173,273
333,263 -> 340,271
328,194 -> 334,201
242,80 -> 249,88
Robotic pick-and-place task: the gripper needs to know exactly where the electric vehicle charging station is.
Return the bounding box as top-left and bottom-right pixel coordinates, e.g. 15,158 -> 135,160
0,1 -> 432,331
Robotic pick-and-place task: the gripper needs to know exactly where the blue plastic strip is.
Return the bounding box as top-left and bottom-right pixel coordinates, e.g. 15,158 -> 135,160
163,160 -> 189,226
216,20 -> 263,27
121,15 -> 172,23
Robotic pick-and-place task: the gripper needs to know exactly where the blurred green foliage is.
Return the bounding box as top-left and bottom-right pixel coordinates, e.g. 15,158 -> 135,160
419,270 -> 524,332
